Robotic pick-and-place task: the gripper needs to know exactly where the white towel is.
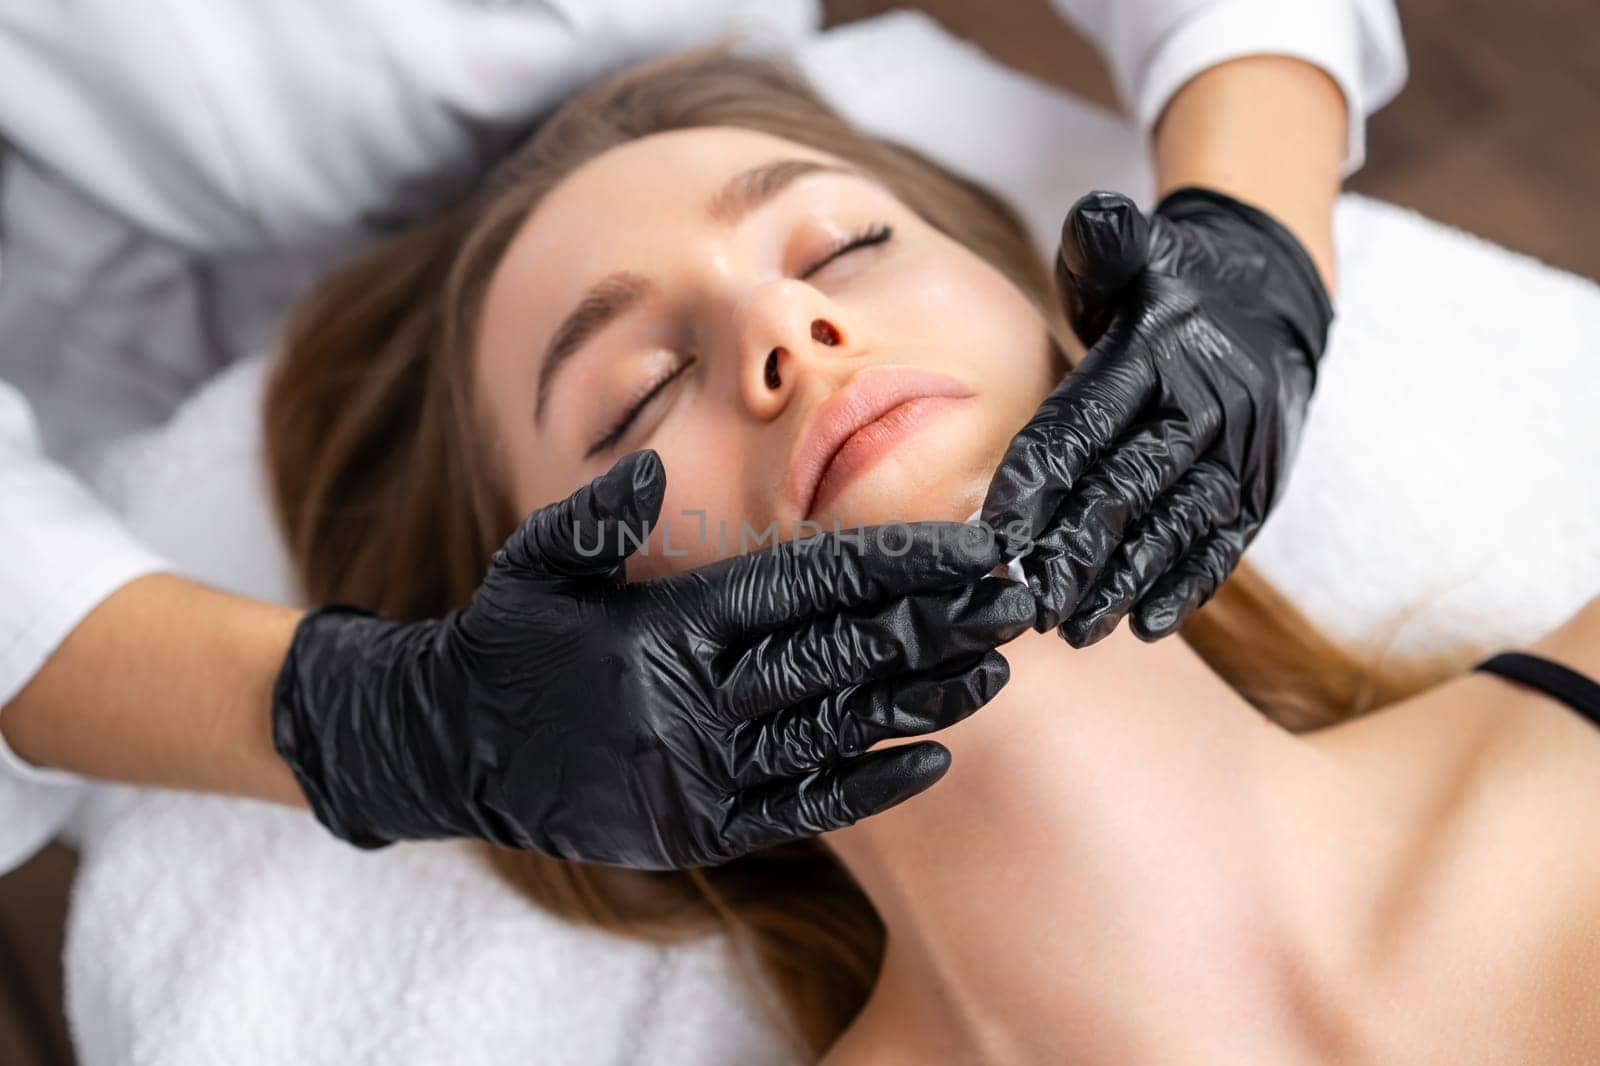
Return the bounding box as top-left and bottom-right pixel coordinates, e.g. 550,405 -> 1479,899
67,12 -> 1600,1066
1251,195 -> 1600,666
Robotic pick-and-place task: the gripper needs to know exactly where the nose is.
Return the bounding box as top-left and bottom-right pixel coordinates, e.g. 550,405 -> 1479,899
736,279 -> 858,419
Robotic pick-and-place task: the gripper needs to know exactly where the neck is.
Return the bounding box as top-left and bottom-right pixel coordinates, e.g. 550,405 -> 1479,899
824,623 -> 1389,1064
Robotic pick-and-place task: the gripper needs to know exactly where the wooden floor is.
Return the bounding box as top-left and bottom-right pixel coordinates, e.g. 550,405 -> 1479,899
826,0 -> 1600,281
0,845 -> 74,1066
1353,0 -> 1600,280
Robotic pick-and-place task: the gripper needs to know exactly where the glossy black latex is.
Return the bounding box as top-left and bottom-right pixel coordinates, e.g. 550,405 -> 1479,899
273,450 -> 1033,869
983,186 -> 1333,646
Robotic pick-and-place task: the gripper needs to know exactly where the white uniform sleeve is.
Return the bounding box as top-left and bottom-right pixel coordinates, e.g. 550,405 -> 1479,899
1048,0 -> 1407,175
0,0 -> 819,250
0,380 -> 173,874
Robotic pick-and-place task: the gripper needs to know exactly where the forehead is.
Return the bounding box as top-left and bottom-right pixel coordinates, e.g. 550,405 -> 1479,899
553,124 -> 840,203
520,126 -> 843,270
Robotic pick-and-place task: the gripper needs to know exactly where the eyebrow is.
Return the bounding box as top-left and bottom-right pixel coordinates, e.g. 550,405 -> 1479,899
535,271 -> 653,423
707,158 -> 857,226
534,159 -> 856,423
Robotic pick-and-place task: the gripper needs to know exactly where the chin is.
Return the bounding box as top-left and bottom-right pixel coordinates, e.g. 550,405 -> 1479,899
812,447 -> 997,530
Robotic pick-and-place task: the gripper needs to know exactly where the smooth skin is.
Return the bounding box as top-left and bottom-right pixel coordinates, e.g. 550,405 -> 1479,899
2,57 -> 1347,832
821,598 -> 1600,1065
1158,56 -> 1346,294
451,73 -> 1600,1060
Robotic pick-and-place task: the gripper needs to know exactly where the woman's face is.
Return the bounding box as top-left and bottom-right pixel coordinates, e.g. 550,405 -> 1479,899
475,126 -> 1060,578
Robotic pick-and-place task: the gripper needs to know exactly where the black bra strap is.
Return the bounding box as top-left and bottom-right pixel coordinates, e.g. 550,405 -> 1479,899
1474,652 -> 1600,725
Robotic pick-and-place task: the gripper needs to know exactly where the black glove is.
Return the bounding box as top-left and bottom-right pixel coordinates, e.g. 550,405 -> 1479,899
983,186 -> 1333,647
274,449 -> 1032,869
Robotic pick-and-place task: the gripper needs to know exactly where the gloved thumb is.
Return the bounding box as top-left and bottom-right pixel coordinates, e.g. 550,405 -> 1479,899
492,449 -> 666,581
1057,190 -> 1151,347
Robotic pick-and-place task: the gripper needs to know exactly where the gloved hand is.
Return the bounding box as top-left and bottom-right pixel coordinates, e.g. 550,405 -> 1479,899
983,186 -> 1333,647
274,449 -> 1032,870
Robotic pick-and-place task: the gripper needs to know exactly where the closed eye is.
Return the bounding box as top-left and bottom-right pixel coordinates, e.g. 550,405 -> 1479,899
582,223 -> 892,459
800,222 -> 893,280
586,356 -> 695,459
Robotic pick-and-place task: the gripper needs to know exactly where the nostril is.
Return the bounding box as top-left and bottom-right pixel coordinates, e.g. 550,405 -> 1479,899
811,318 -> 842,346
764,347 -> 784,389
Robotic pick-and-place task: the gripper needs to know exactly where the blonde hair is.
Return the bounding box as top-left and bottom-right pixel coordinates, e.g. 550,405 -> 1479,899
264,46 -> 1436,1058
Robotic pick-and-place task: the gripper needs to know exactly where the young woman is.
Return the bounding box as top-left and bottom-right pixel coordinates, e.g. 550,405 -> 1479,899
264,49 -> 1600,1063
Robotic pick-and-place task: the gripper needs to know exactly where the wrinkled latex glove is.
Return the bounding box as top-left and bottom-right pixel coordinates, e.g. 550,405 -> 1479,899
983,186 -> 1333,647
274,450 -> 1033,870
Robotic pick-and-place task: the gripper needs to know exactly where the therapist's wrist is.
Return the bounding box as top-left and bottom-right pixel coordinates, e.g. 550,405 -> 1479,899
2,573 -> 308,808
1152,55 -> 1346,294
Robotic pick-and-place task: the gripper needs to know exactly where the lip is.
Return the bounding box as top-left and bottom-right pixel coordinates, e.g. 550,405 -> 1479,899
788,366 -> 975,519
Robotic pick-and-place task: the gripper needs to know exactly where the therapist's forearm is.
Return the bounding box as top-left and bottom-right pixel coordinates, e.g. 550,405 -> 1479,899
1153,55 -> 1347,294
1,572 -> 307,807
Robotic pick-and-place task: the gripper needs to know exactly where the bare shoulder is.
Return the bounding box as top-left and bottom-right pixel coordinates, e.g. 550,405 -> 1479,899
1307,593 -> 1600,773
1525,592 -> 1600,676
1340,592 -> 1600,1060
1511,592 -> 1600,1047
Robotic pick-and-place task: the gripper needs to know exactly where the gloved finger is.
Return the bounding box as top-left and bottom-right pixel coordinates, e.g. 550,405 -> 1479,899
694,520 -> 1002,643
1059,458 -> 1239,648
716,578 -> 1034,719
980,339 -> 1158,550
1130,514 -> 1254,641
727,651 -> 1008,788
494,449 -> 666,581
720,741 -> 952,856
1056,190 -> 1151,347
1016,413 -> 1215,630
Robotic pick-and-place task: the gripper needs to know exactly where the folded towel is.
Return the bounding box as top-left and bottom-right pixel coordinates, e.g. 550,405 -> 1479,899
1251,194 -> 1600,666
69,12 -> 1600,1066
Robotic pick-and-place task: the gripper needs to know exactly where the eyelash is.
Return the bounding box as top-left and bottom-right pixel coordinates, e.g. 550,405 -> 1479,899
801,222 -> 893,279
586,222 -> 895,457
586,356 -> 696,459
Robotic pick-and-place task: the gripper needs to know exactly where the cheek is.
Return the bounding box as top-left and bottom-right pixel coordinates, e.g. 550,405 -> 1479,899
876,248 -> 1061,418
622,411 -> 751,581
489,378 -> 756,582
